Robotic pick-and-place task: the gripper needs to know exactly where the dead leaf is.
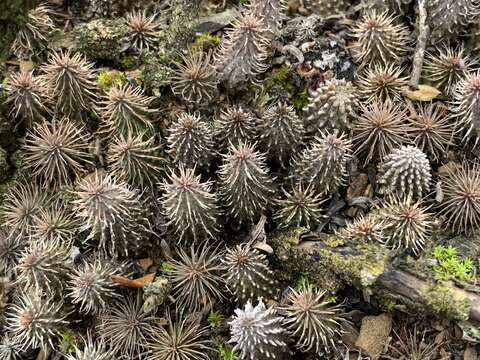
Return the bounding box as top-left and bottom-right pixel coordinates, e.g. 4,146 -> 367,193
403,85 -> 441,101
253,242 -> 274,254
112,273 -> 155,288
138,258 -> 153,271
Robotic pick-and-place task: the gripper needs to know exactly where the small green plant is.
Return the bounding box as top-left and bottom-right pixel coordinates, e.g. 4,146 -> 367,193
218,344 -> 238,360
59,329 -> 77,354
193,33 -> 221,50
208,311 -> 223,328
97,70 -> 126,92
119,55 -> 136,70
161,262 -> 173,273
432,245 -> 474,281
295,275 -> 316,290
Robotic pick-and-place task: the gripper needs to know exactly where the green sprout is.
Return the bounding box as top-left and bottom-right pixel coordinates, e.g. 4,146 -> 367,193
207,311 -> 223,328
432,245 -> 475,282
218,344 -> 238,360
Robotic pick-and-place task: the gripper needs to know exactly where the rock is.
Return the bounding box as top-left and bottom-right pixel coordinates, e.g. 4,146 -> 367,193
464,346 -> 478,360
355,313 -> 392,359
194,8 -> 240,33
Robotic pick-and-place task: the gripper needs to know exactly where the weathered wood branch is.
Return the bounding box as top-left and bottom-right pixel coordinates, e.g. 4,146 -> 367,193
408,0 -> 430,90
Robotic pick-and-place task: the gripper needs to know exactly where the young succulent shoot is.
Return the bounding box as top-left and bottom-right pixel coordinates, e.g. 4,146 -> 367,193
218,142 -> 275,224
6,290 -> 69,352
260,102 -> 304,166
146,316 -> 214,360
99,84 -> 155,136
11,5 -> 54,59
274,184 -> 327,229
292,131 -> 352,195
229,299 -> 289,360
16,239 -> 71,294
167,112 -> 214,168
126,10 -> 161,52
451,71 -> 480,141
349,10 -> 410,65
216,13 -> 269,88
304,79 -> 357,133
0,183 -> 49,238
426,0 -> 480,38
31,202 -> 78,244
246,0 -> 284,36
378,195 -> 433,255
171,48 -> 218,104
41,51 -> 97,119
338,214 -> 384,243
408,102 -> 456,161
72,171 -> 153,257
215,105 -> 259,149
0,334 -> 25,360
279,286 -> 347,354
66,333 -> 115,360
0,229 -> 22,275
98,292 -> 159,358
23,118 -> 93,188
438,162 -> 480,234
68,257 -> 122,314
423,45 -> 476,96
352,99 -> 411,165
161,165 -> 220,241
5,71 -> 51,128
107,132 -> 164,188
356,63 -> 408,103
222,242 -> 276,302
166,244 -> 225,312
379,146 -> 432,198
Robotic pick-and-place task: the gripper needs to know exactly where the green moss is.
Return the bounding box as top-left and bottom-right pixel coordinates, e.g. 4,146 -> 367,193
295,274 -> 317,290
58,329 -> 79,354
207,311 -> 223,328
218,344 -> 238,360
266,65 -> 295,93
193,33 -> 221,51
74,19 -> 129,63
97,70 -> 126,92
432,245 -> 475,282
292,89 -> 309,111
141,52 -> 173,96
119,55 -> 136,70
264,65 -> 308,110
160,262 -> 173,273
423,283 -> 471,321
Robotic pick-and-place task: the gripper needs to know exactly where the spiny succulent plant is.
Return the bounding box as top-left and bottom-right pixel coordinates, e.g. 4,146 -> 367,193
292,131 -> 352,195
304,79 -> 356,133
274,185 -> 327,229
5,71 -> 51,128
339,214 -> 384,243
222,242 -> 276,302
280,286 -> 346,354
379,146 -> 432,198
0,230 -> 22,275
72,171 -> 153,257
0,334 -> 24,360
31,202 -> 77,244
146,316 -> 213,360
41,51 -> 97,119
68,257 -> 122,314
0,183 -> 49,237
171,49 -> 218,104
66,334 -> 115,360
219,142 -> 275,223
437,162 -> 480,234
378,195 -> 433,254
423,45 -> 476,96
388,326 -> 442,360
126,10 -> 161,52
11,5 -> 54,59
6,290 -> 69,351
167,112 -> 214,168
167,244 -> 225,312
352,99 -> 411,165
107,132 -> 164,188
97,292 -> 158,358
349,10 -> 410,65
99,84 -> 155,136
246,0 -> 284,36
408,103 -> 456,161
356,63 -> 408,103
216,13 -> 269,87
23,118 -> 93,188
426,0 -> 480,37
451,71 -> 480,140
161,165 -> 220,241
215,105 -> 258,149
16,240 -> 70,294
229,299 -> 289,360
260,102 -> 304,166
304,0 -> 349,17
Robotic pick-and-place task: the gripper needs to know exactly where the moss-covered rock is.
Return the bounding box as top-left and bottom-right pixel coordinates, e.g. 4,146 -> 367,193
74,18 -> 129,63
422,283 -> 471,321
